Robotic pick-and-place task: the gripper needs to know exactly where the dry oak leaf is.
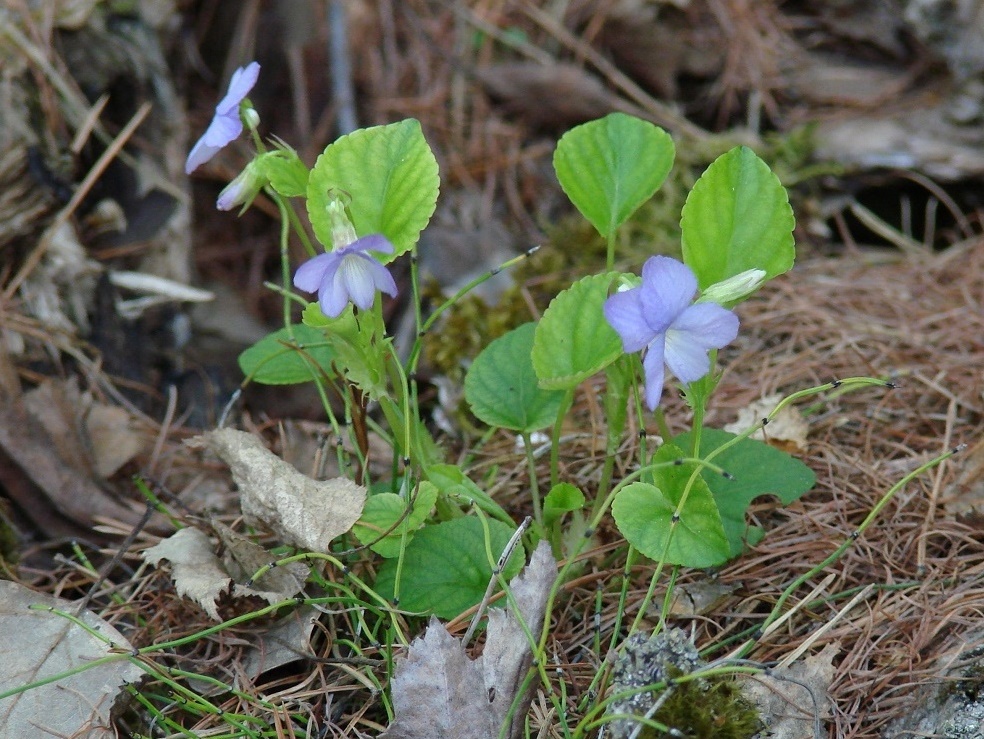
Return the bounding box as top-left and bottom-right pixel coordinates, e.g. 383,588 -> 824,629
142,527 -> 231,620
0,580 -> 143,739
384,541 -> 556,739
188,429 -> 366,552
724,393 -> 809,454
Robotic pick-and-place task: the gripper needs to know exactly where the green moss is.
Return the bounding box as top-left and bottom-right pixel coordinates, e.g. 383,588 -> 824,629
641,670 -> 762,739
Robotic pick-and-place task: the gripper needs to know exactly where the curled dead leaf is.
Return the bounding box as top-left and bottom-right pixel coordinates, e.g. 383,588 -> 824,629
142,527 -> 230,620
0,580 -> 143,739
188,429 -> 366,552
724,394 -> 809,454
384,541 -> 556,739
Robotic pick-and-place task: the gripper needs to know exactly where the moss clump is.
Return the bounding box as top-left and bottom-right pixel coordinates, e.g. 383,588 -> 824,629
605,629 -> 761,739
646,669 -> 762,739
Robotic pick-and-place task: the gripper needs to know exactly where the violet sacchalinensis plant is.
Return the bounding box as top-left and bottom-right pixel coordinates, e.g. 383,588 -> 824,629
187,64 -> 921,736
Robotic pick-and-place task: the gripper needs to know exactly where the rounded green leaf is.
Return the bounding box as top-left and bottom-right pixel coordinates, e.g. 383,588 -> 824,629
351,482 -> 438,558
255,148 -> 309,197
532,273 -> 624,390
237,325 -> 334,385
554,112 -> 675,237
673,427 -> 815,557
543,483 -> 585,528
465,323 -> 566,432
680,146 -> 795,289
612,443 -> 730,567
306,119 -> 439,259
373,517 -> 524,619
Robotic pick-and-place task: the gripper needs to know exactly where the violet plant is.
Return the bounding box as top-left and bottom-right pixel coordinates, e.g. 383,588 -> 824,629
195,65 -> 896,662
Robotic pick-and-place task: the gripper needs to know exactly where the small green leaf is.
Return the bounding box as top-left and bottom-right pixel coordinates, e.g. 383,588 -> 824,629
543,483 -> 585,528
680,146 -> 795,290
425,464 -> 513,525
351,482 -> 438,558
673,428 -> 815,557
301,302 -> 332,327
237,325 -> 334,385
465,323 -> 566,433
298,303 -> 390,398
532,273 -> 624,390
612,443 -> 730,567
255,148 -> 309,197
554,113 -> 675,238
373,517 -> 524,619
306,119 -> 439,258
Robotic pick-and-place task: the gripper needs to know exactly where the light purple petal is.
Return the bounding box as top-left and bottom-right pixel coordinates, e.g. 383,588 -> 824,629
337,255 -> 379,310
185,62 -> 259,174
670,303 -> 740,349
638,256 -> 698,333
293,253 -> 337,293
642,336 -> 667,410
604,288 -> 654,354
185,137 -> 221,174
201,114 -> 243,147
350,233 -> 395,255
319,279 -> 349,318
367,258 -> 399,297
217,62 -> 260,115
215,184 -> 239,211
663,328 -> 713,384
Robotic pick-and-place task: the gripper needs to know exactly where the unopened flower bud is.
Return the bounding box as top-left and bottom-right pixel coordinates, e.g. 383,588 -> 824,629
242,106 -> 260,132
216,158 -> 265,212
697,268 -> 766,306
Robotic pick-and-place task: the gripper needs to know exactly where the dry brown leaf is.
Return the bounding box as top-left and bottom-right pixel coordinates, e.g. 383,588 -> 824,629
213,521 -> 307,604
384,541 -> 556,739
0,378 -> 153,536
742,643 -> 837,738
241,606 -> 320,680
943,436 -> 984,516
142,527 -> 230,620
189,429 -> 366,552
0,580 -> 143,738
724,393 -> 809,453
82,401 -> 145,478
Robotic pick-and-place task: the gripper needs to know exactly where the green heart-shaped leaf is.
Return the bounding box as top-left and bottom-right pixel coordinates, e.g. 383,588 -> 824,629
532,273 -> 624,390
465,323 -> 566,432
374,517 -> 524,619
680,146 -> 795,289
554,113 -> 675,237
237,325 -> 334,385
307,119 -> 439,259
612,443 -> 730,567
673,427 -> 815,557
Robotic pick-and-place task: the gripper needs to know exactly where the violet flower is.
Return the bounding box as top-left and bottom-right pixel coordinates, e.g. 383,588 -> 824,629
293,235 -> 398,318
604,256 -> 739,410
185,62 -> 260,174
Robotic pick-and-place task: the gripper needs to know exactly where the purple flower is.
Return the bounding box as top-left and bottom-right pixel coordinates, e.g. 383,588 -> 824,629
293,235 -> 398,317
185,62 -> 260,174
604,256 -> 739,410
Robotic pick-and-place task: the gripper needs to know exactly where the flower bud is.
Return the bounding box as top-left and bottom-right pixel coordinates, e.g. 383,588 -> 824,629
697,268 -> 767,306
242,106 -> 260,132
216,159 -> 266,212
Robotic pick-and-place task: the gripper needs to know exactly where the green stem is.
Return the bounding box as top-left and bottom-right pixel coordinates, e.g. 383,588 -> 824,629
549,389 -> 575,489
